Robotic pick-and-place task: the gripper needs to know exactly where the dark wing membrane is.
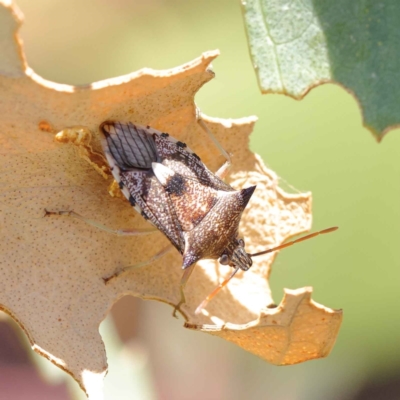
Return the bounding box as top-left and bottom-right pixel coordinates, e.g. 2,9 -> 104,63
101,121 -> 233,190
100,121 -> 159,170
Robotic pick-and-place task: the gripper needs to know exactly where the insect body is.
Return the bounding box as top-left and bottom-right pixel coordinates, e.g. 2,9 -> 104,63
101,121 -> 257,313
100,121 -> 337,315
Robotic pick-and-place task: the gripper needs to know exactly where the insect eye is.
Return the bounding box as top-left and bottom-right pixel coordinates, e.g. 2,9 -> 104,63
219,254 -> 230,265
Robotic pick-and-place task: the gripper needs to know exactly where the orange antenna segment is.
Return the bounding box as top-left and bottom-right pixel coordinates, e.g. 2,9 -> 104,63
195,226 -> 338,314
250,226 -> 338,258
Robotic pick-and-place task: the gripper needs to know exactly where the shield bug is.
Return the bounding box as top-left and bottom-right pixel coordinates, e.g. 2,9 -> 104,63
98,120 -> 338,316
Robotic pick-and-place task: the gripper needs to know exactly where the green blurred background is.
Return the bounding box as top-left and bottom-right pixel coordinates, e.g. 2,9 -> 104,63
3,0 -> 400,399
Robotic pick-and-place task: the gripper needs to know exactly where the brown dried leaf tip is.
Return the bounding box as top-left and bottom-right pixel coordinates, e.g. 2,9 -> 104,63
186,287 -> 342,365
0,1 -> 342,396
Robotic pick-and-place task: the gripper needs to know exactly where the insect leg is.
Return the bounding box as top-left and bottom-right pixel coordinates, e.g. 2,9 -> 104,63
196,113 -> 232,179
172,263 -> 197,318
103,244 -> 173,284
195,266 -> 240,314
44,209 -> 157,236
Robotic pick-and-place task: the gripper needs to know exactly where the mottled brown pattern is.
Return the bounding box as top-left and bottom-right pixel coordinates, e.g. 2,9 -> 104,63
154,135 -> 233,192
102,121 -> 256,271
165,175 -> 218,231
121,170 -> 185,253
182,187 -> 255,269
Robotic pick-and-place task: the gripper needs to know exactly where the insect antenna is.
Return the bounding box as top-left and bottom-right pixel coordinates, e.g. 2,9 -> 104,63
250,226 -> 338,257
195,226 -> 338,314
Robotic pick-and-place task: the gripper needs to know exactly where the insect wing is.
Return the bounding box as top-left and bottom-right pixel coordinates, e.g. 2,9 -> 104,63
101,121 -> 159,170
152,133 -> 233,192
101,121 -> 185,252
100,121 -> 236,253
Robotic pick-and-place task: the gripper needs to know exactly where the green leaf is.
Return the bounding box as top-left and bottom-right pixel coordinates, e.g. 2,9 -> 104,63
241,0 -> 400,140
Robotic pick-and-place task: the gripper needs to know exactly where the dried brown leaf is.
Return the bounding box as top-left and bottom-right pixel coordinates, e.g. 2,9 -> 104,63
186,287 -> 342,365
0,1 -> 342,396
